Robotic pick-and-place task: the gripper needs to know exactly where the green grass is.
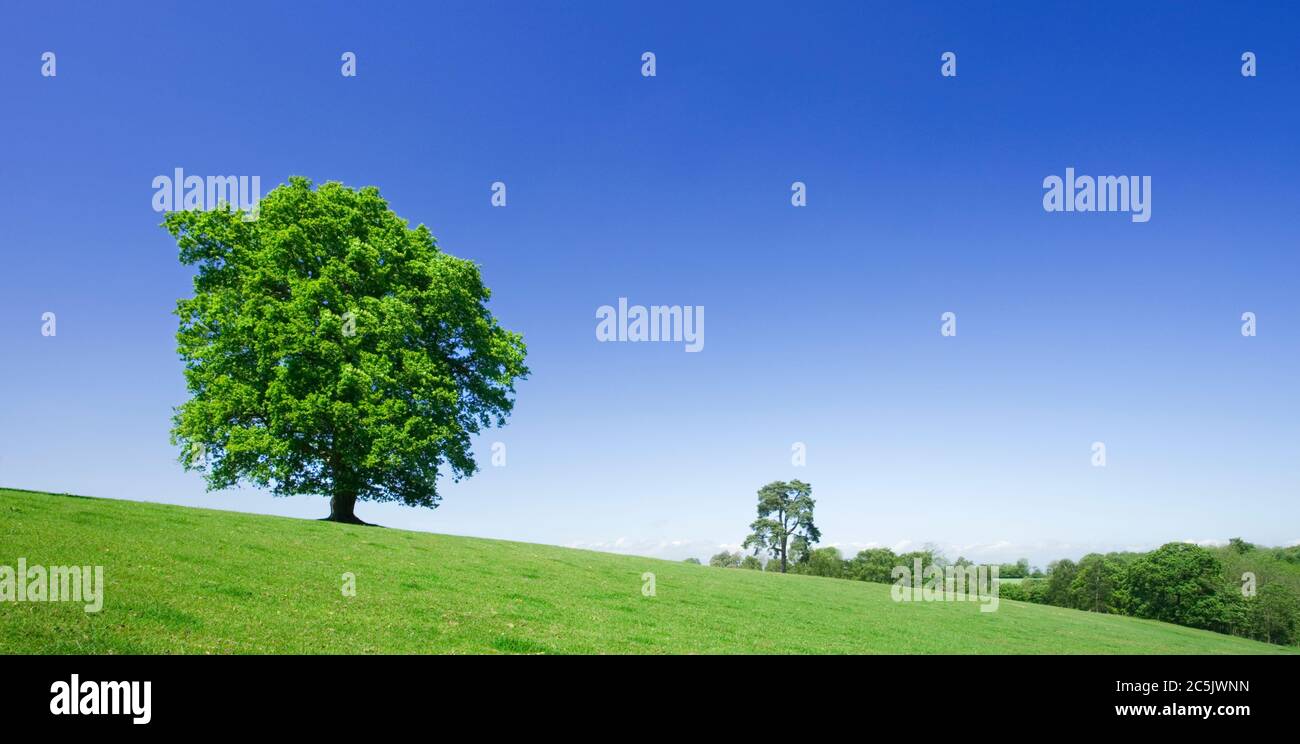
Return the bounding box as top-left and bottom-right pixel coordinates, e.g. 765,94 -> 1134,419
0,487 -> 1293,654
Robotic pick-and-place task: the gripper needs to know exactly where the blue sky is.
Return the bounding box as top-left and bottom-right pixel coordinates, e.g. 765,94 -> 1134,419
1,2 -> 1297,566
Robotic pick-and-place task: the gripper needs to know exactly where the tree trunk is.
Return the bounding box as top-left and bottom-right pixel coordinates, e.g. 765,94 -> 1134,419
779,507 -> 788,574
322,489 -> 370,525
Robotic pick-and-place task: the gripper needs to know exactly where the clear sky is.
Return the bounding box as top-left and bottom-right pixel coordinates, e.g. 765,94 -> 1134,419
1,2 -> 1297,566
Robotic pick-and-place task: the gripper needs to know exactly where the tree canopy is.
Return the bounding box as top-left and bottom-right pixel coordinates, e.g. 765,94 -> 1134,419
742,480 -> 820,573
165,177 -> 528,523
1120,542 -> 1233,632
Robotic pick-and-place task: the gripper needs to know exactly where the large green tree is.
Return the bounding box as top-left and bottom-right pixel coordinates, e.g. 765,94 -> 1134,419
742,480 -> 820,574
1120,542 -> 1233,631
166,177 -> 528,524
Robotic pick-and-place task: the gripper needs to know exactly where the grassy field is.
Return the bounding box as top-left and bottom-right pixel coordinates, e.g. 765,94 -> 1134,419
0,487 -> 1293,654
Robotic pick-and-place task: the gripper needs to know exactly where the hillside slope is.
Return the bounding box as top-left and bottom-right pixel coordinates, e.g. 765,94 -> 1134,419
0,488 -> 1292,654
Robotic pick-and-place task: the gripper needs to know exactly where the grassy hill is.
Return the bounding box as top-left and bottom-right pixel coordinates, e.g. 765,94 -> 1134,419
0,487 -> 1292,654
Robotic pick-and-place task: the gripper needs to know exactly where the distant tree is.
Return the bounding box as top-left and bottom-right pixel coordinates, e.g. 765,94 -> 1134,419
1069,553 -> 1125,613
896,550 -> 940,574
997,559 -> 1031,579
922,543 -> 949,568
710,550 -> 743,568
1121,543 -> 1234,632
802,547 -> 845,578
165,178 -> 529,524
683,557 -> 702,565
1246,584 -> 1300,645
1044,559 -> 1078,607
1274,545 -> 1300,565
739,555 -> 763,571
742,480 -> 820,574
847,548 -> 898,583
1228,537 -> 1256,555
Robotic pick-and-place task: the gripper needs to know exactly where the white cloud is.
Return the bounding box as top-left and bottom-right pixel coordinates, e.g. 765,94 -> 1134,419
1181,538 -> 1228,548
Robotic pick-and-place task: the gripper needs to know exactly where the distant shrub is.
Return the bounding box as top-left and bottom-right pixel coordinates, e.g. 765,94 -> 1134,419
997,559 -> 1031,579
997,581 -> 1029,602
999,577 -> 1049,604
709,551 -> 743,568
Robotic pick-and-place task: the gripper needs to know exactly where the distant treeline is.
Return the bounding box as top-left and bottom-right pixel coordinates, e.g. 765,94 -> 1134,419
997,540 -> 1300,646
701,539 -> 1300,647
